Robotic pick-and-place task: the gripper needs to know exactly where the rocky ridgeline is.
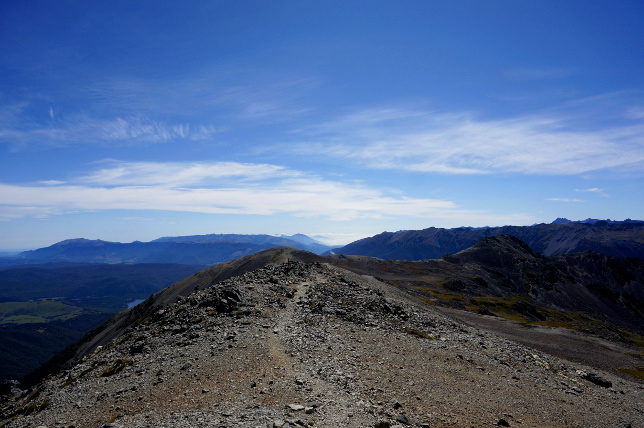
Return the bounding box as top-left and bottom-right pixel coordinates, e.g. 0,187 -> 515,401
1,261 -> 642,427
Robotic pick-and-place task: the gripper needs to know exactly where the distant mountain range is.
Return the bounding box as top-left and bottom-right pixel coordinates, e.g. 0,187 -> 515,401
551,217 -> 644,225
0,234 -> 331,268
332,220 -> 644,260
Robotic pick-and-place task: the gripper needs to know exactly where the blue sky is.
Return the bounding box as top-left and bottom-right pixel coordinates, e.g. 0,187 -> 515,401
1,0 -> 643,249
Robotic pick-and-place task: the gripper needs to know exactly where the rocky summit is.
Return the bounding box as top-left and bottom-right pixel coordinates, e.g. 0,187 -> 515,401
1,253 -> 642,427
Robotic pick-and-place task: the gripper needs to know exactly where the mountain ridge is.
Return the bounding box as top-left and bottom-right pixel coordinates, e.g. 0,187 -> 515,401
333,220 -> 644,260
1,234 -> 331,268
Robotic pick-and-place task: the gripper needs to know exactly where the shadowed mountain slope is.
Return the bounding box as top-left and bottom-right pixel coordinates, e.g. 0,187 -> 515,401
330,235 -> 644,337
333,221 -> 644,260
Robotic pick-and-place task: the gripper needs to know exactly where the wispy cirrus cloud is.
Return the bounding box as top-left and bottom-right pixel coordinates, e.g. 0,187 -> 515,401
293,96 -> 644,175
83,70 -> 318,123
82,160 -> 300,187
0,114 -> 218,147
0,67 -> 315,148
575,187 -> 608,197
505,67 -> 575,81
0,161 -> 533,225
545,198 -> 584,203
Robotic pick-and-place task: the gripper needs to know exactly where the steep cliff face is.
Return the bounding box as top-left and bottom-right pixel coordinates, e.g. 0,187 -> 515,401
2,256 -> 642,428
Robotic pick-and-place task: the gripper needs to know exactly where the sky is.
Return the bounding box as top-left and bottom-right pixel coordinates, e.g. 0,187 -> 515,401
1,0 -> 643,249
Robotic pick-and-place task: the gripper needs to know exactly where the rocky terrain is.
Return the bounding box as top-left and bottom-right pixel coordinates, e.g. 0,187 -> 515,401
1,249 -> 642,427
334,221 -> 644,260
329,235 -> 644,338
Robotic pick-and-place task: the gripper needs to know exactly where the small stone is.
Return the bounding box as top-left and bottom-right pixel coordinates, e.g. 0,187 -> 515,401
288,404 -> 305,411
392,400 -> 402,409
295,378 -> 304,385
272,420 -> 285,428
582,372 -> 612,388
497,419 -> 510,427
374,422 -> 391,428
201,388 -> 209,393
396,414 -> 409,424
304,406 -> 315,414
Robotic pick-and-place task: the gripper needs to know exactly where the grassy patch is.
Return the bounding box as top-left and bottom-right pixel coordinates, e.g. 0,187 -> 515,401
621,330 -> 644,348
615,367 -> 644,380
430,290 -> 465,302
100,359 -> 131,377
416,296 -> 437,306
468,296 -> 533,323
406,283 -> 644,349
402,326 -> 436,340
410,285 -> 436,293
419,275 -> 446,283
0,300 -> 82,325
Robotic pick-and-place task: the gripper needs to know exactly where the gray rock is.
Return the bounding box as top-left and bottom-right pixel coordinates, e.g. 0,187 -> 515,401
288,404 -> 305,411
396,413 -> 409,424
582,372 -> 612,388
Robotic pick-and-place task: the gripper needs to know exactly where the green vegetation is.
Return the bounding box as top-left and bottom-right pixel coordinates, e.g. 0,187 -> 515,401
429,290 -> 465,302
100,358 -> 131,377
0,313 -> 111,380
0,263 -> 202,380
0,300 -> 82,325
419,275 -> 446,283
467,295 -> 532,323
402,326 -> 436,340
412,285 -> 644,349
615,367 -> 644,380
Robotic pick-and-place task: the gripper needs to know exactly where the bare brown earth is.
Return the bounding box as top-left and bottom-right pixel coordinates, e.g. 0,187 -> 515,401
2,261 -> 642,428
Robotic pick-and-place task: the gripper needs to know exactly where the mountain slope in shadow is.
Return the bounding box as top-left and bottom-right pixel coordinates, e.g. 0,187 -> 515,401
334,221 -> 644,259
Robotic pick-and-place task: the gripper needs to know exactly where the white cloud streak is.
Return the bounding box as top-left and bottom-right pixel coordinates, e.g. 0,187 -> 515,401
0,161 -> 533,225
295,104 -> 644,175
505,67 -> 575,80
0,106 -> 218,146
83,161 -> 300,187
575,187 -> 608,197
545,198 -> 584,203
